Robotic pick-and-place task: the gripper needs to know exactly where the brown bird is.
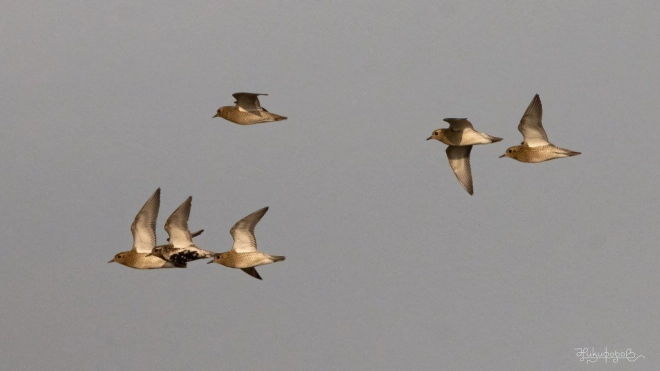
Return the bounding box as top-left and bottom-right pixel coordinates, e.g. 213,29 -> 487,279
500,94 -> 581,163
207,207 -> 285,280
146,196 -> 215,267
108,189 -> 204,269
213,92 -> 287,125
427,118 -> 502,195
108,188 -> 179,269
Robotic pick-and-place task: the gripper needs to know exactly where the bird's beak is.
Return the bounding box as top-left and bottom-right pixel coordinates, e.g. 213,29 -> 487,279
108,259 -> 114,263
212,113 -> 220,118
207,260 -> 214,264
426,136 -> 432,141
499,154 -> 505,158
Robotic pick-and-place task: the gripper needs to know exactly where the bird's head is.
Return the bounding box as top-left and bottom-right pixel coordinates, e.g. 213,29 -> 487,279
207,252 -> 227,264
109,252 -> 126,264
145,246 -> 162,258
499,146 -> 518,159
426,129 -> 442,141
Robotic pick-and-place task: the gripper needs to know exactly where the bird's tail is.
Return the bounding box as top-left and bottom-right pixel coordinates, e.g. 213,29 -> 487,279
556,148 -> 581,157
271,113 -> 287,121
269,255 -> 286,262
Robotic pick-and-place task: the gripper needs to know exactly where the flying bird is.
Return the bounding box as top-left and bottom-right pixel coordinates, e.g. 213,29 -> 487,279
427,118 -> 502,195
500,94 -> 580,162
146,197 -> 215,267
213,92 -> 287,125
207,207 -> 285,280
109,189 -> 180,269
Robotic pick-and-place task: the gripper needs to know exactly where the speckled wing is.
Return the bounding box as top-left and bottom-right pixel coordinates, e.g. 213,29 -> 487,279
233,92 -> 268,117
518,94 -> 549,147
164,196 -> 193,248
443,118 -> 474,131
446,146 -> 473,195
131,188 -> 160,253
230,206 -> 269,253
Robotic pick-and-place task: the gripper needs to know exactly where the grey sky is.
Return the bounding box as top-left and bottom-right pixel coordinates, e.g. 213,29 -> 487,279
2,0 -> 659,369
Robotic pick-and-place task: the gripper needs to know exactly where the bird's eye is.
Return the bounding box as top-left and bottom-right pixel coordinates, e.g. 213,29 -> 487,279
117,254 -> 122,259
434,131 -> 438,135
508,149 -> 513,153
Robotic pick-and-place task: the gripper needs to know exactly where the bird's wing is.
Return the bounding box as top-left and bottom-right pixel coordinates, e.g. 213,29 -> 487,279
241,267 -> 263,280
168,229 -> 203,242
164,196 -> 194,248
518,94 -> 549,147
446,146 -> 473,195
443,118 -> 474,131
131,188 -> 160,253
230,207 -> 269,253
232,92 -> 268,116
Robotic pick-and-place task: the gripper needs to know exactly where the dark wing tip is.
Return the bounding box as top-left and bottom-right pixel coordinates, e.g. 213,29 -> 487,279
241,267 -> 263,280
460,174 -> 474,195
443,118 -> 473,130
233,92 -> 268,97
443,118 -> 468,125
252,206 -> 269,217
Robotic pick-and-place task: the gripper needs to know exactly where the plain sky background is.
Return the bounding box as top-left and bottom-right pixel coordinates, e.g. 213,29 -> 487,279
2,1 -> 659,369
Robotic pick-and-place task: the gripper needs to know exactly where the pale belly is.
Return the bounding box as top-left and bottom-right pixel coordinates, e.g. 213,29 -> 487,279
222,252 -> 274,268
125,254 -> 177,269
438,129 -> 491,146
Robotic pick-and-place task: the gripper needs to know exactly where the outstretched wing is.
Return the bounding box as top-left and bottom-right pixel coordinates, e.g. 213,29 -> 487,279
443,118 -> 474,131
241,267 -> 263,280
232,92 -> 268,116
446,146 -> 473,195
518,94 -> 549,147
168,229 -> 203,242
164,196 -> 194,248
230,207 -> 269,253
131,188 -> 160,253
